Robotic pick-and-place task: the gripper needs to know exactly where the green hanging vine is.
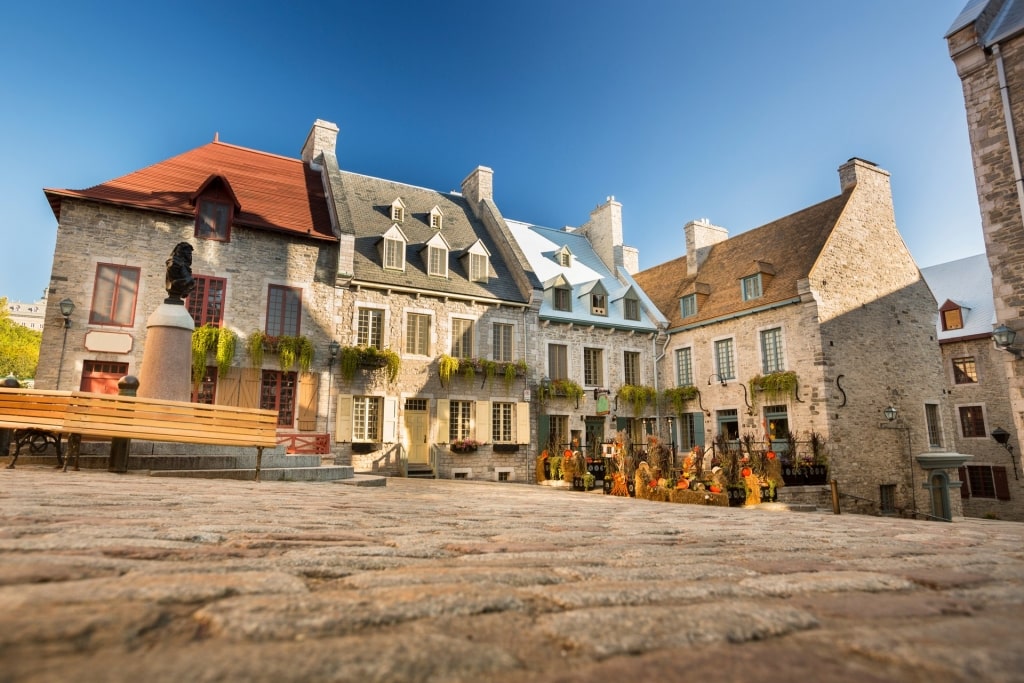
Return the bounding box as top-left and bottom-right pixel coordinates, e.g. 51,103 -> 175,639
662,385 -> 699,416
438,354 -> 460,387
215,327 -> 237,376
246,330 -> 267,368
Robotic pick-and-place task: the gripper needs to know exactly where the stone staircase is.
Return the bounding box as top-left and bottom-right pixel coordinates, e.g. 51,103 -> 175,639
9,441 -> 385,486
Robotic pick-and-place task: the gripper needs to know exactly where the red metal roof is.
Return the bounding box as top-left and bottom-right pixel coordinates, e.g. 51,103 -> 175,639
44,141 -> 336,242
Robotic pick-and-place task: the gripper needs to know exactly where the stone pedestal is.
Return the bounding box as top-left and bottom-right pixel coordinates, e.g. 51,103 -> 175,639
137,303 -> 195,402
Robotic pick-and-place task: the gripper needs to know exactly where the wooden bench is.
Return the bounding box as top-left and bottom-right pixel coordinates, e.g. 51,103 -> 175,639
0,389 -> 73,468
62,392 -> 279,480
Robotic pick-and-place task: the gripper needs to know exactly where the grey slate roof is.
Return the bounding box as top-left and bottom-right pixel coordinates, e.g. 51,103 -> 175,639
920,254 -> 995,341
506,218 -> 660,332
947,0 -> 1024,44
331,170 -> 528,304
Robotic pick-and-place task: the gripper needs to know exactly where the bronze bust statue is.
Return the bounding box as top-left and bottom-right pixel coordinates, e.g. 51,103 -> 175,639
165,242 -> 196,304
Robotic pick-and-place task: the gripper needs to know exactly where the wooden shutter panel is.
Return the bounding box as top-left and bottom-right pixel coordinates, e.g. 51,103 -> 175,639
475,400 -> 491,443
239,368 -> 261,409
537,414 -> 550,452
215,367 -> 242,407
383,397 -> 398,442
616,416 -> 628,431
693,412 -> 705,447
436,399 -> 449,442
993,466 -> 1011,501
297,372 -> 319,431
957,466 -> 970,499
516,402 -> 530,444
336,395 -> 352,442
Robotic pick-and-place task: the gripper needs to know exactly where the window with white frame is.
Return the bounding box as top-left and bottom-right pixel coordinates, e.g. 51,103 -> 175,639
451,318 -> 474,358
470,253 -> 489,282
428,246 -> 447,277
492,322 -> 513,362
676,347 -> 693,386
741,274 -> 763,301
623,351 -> 640,386
760,327 -> 784,374
390,200 -> 404,223
406,312 -> 430,355
353,396 -> 381,441
714,338 -> 735,381
583,347 -> 603,386
548,344 -> 568,380
429,207 -> 443,230
384,236 -> 405,270
449,400 -> 472,442
492,402 -> 514,443
357,308 -> 384,349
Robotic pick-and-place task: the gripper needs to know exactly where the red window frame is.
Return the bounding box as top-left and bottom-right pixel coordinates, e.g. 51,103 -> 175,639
89,263 -> 141,326
266,285 -> 301,337
195,198 -> 232,242
191,366 -> 218,404
186,275 -> 226,327
261,370 -> 297,427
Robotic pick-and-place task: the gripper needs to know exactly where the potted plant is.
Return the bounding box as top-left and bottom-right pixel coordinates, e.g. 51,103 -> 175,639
662,385 -> 699,416
450,438 -> 480,453
617,384 -> 657,416
748,371 -> 799,406
339,346 -> 401,383
438,354 -> 459,387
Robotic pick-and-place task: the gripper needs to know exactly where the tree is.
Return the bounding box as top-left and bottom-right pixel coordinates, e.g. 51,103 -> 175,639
0,297 -> 42,379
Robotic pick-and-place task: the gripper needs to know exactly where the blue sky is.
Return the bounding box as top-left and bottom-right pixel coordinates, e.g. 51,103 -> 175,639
1,0 -> 981,304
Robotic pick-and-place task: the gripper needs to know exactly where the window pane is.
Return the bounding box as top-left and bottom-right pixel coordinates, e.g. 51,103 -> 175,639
925,403 -> 942,447
959,406 -> 986,438
353,396 -> 380,441
186,275 -> 225,327
624,297 -> 640,321
584,348 -> 603,386
452,319 -> 474,358
197,199 -> 230,240
715,339 -> 735,380
266,285 -> 301,337
554,288 -> 571,312
406,313 -> 429,355
681,295 -> 696,318
428,246 -> 446,276
548,344 -> 568,380
260,370 -> 296,427
967,465 -> 996,498
742,275 -> 762,300
952,357 -> 977,384
470,253 -> 488,281
675,347 -> 693,386
591,293 -> 607,315
90,264 -> 140,326
760,327 -> 783,374
493,323 -> 513,362
449,401 -> 471,441
358,309 -> 384,348
385,239 -> 404,269
492,402 -> 513,442
624,351 -> 640,386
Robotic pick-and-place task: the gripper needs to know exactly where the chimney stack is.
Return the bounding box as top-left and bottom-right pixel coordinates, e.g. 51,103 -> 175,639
461,166 -> 494,208
685,218 -> 728,273
301,119 -> 339,164
838,157 -> 890,194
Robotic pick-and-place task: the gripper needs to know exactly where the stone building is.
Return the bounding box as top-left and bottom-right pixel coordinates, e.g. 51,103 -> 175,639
5,293 -> 47,332
947,0 -> 1024,482
40,134 -> 339,454
634,159 -> 965,520
305,121 -> 540,481
922,254 -> 1024,520
505,198 -> 666,460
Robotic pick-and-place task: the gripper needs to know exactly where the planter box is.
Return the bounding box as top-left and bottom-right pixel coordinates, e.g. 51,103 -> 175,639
450,446 -> 478,454
782,465 -> 828,486
586,460 -> 606,480
759,486 -> 778,503
493,443 -> 520,453
727,487 -> 746,507
351,442 -> 380,454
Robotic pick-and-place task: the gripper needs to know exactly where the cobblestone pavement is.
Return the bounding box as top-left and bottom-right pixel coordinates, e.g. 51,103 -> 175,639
1,466 -> 1023,683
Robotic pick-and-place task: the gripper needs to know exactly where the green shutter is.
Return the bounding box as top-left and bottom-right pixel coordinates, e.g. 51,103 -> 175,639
537,414 -> 550,452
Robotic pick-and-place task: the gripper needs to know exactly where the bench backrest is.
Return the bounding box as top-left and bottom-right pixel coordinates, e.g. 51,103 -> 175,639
65,392 -> 279,447
0,388 -> 74,432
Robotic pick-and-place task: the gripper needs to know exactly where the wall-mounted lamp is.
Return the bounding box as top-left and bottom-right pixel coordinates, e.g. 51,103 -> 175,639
56,298 -> 75,389
992,325 -> 1023,359
991,427 -> 1019,480
327,340 -> 341,368
707,373 -> 727,387
883,405 -> 898,422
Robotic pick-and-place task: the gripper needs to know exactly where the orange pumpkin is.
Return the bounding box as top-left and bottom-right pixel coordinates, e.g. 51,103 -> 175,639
676,479 -> 689,490
741,467 -> 752,477
709,485 -> 722,493
766,451 -> 777,460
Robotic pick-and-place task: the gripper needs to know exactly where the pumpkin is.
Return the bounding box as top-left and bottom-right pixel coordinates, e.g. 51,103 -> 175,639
766,451 -> 776,460
709,485 -> 722,493
676,479 -> 689,490
741,467 -> 752,477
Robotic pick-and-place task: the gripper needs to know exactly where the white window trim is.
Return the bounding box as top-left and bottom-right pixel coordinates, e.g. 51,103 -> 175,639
403,308 -> 434,358
352,303 -> 389,349
449,314 -> 479,358
582,345 -> 608,388
622,348 -> 644,386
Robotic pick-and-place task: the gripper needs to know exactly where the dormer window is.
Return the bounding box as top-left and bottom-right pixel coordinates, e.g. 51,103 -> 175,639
428,246 -> 446,276
940,299 -> 965,331
381,224 -> 407,271
554,286 -> 571,312
591,292 -> 607,316
390,198 -> 406,223
191,174 -> 239,242
465,241 -> 491,283
624,295 -> 640,321
429,206 -> 443,230
680,294 -> 697,318
741,274 -> 763,301
554,245 -> 573,268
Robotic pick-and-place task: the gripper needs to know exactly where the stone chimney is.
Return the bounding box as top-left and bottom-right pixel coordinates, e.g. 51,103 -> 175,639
685,218 -> 728,273
838,157 -> 891,194
301,119 -> 339,164
576,197 -> 623,272
461,166 -> 494,208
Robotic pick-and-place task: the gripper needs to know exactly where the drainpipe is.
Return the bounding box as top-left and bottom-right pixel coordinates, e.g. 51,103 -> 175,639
653,328 -> 670,439
994,45 -> 1024,232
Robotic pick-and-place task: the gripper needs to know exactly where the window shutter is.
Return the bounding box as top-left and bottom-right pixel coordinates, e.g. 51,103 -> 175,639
297,372 -> 319,431
616,416 -> 628,431
516,402 -> 530,444
239,368 -> 261,409
993,466 -> 1011,501
383,397 -> 398,442
215,367 -> 242,407
957,466 -> 970,499
436,399 -> 449,442
537,414 -> 550,452
336,395 -> 352,442
475,400 -> 491,443
693,412 -> 705,447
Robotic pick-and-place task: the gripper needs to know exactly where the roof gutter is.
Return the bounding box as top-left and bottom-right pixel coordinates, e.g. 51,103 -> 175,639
348,280 -> 531,309
993,44 -> 1024,239
666,296 -> 803,335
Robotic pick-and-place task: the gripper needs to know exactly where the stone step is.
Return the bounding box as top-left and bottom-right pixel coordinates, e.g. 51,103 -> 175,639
148,465 -> 355,482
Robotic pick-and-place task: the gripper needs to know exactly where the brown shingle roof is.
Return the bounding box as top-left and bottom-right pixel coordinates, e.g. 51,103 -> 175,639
44,141 -> 335,241
634,191 -> 853,328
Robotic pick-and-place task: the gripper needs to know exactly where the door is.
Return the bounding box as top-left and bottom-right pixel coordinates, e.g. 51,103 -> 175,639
80,361 -> 128,395
405,398 -> 429,465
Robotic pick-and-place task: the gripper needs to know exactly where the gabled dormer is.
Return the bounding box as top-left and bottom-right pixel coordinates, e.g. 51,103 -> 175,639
545,274 -> 573,312
554,245 -> 573,268
939,299 -> 968,331
613,285 -> 642,321
422,231 -> 451,278
380,224 -> 408,271
390,198 -> 406,223
462,240 -> 491,283
740,261 -> 775,301
679,282 -> 711,319
191,174 -> 241,242
429,205 -> 444,230
580,280 -> 608,316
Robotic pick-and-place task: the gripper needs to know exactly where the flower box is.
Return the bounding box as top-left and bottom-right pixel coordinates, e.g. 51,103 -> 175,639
759,485 -> 778,503
351,442 -> 379,454
726,487 -> 746,507
782,465 -> 828,486
492,443 -> 520,453
450,445 -> 478,454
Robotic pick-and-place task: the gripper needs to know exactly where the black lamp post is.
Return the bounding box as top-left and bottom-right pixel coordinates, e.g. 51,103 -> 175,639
992,325 -> 1023,359
991,427 -> 1019,480
884,405 -> 898,422
55,299 -> 75,389
327,341 -> 341,368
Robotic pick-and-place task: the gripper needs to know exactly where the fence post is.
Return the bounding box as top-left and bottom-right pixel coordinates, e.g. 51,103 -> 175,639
108,376 -> 139,474
830,478 -> 841,514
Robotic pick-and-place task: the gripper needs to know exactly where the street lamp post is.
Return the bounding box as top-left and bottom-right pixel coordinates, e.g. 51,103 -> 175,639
55,299 -> 75,390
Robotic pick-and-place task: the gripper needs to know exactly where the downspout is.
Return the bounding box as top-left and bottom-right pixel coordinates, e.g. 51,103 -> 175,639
994,45 -> 1024,232
653,327 -> 670,439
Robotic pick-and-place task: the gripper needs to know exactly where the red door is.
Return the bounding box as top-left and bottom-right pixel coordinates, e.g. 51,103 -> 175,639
80,361 -> 129,395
